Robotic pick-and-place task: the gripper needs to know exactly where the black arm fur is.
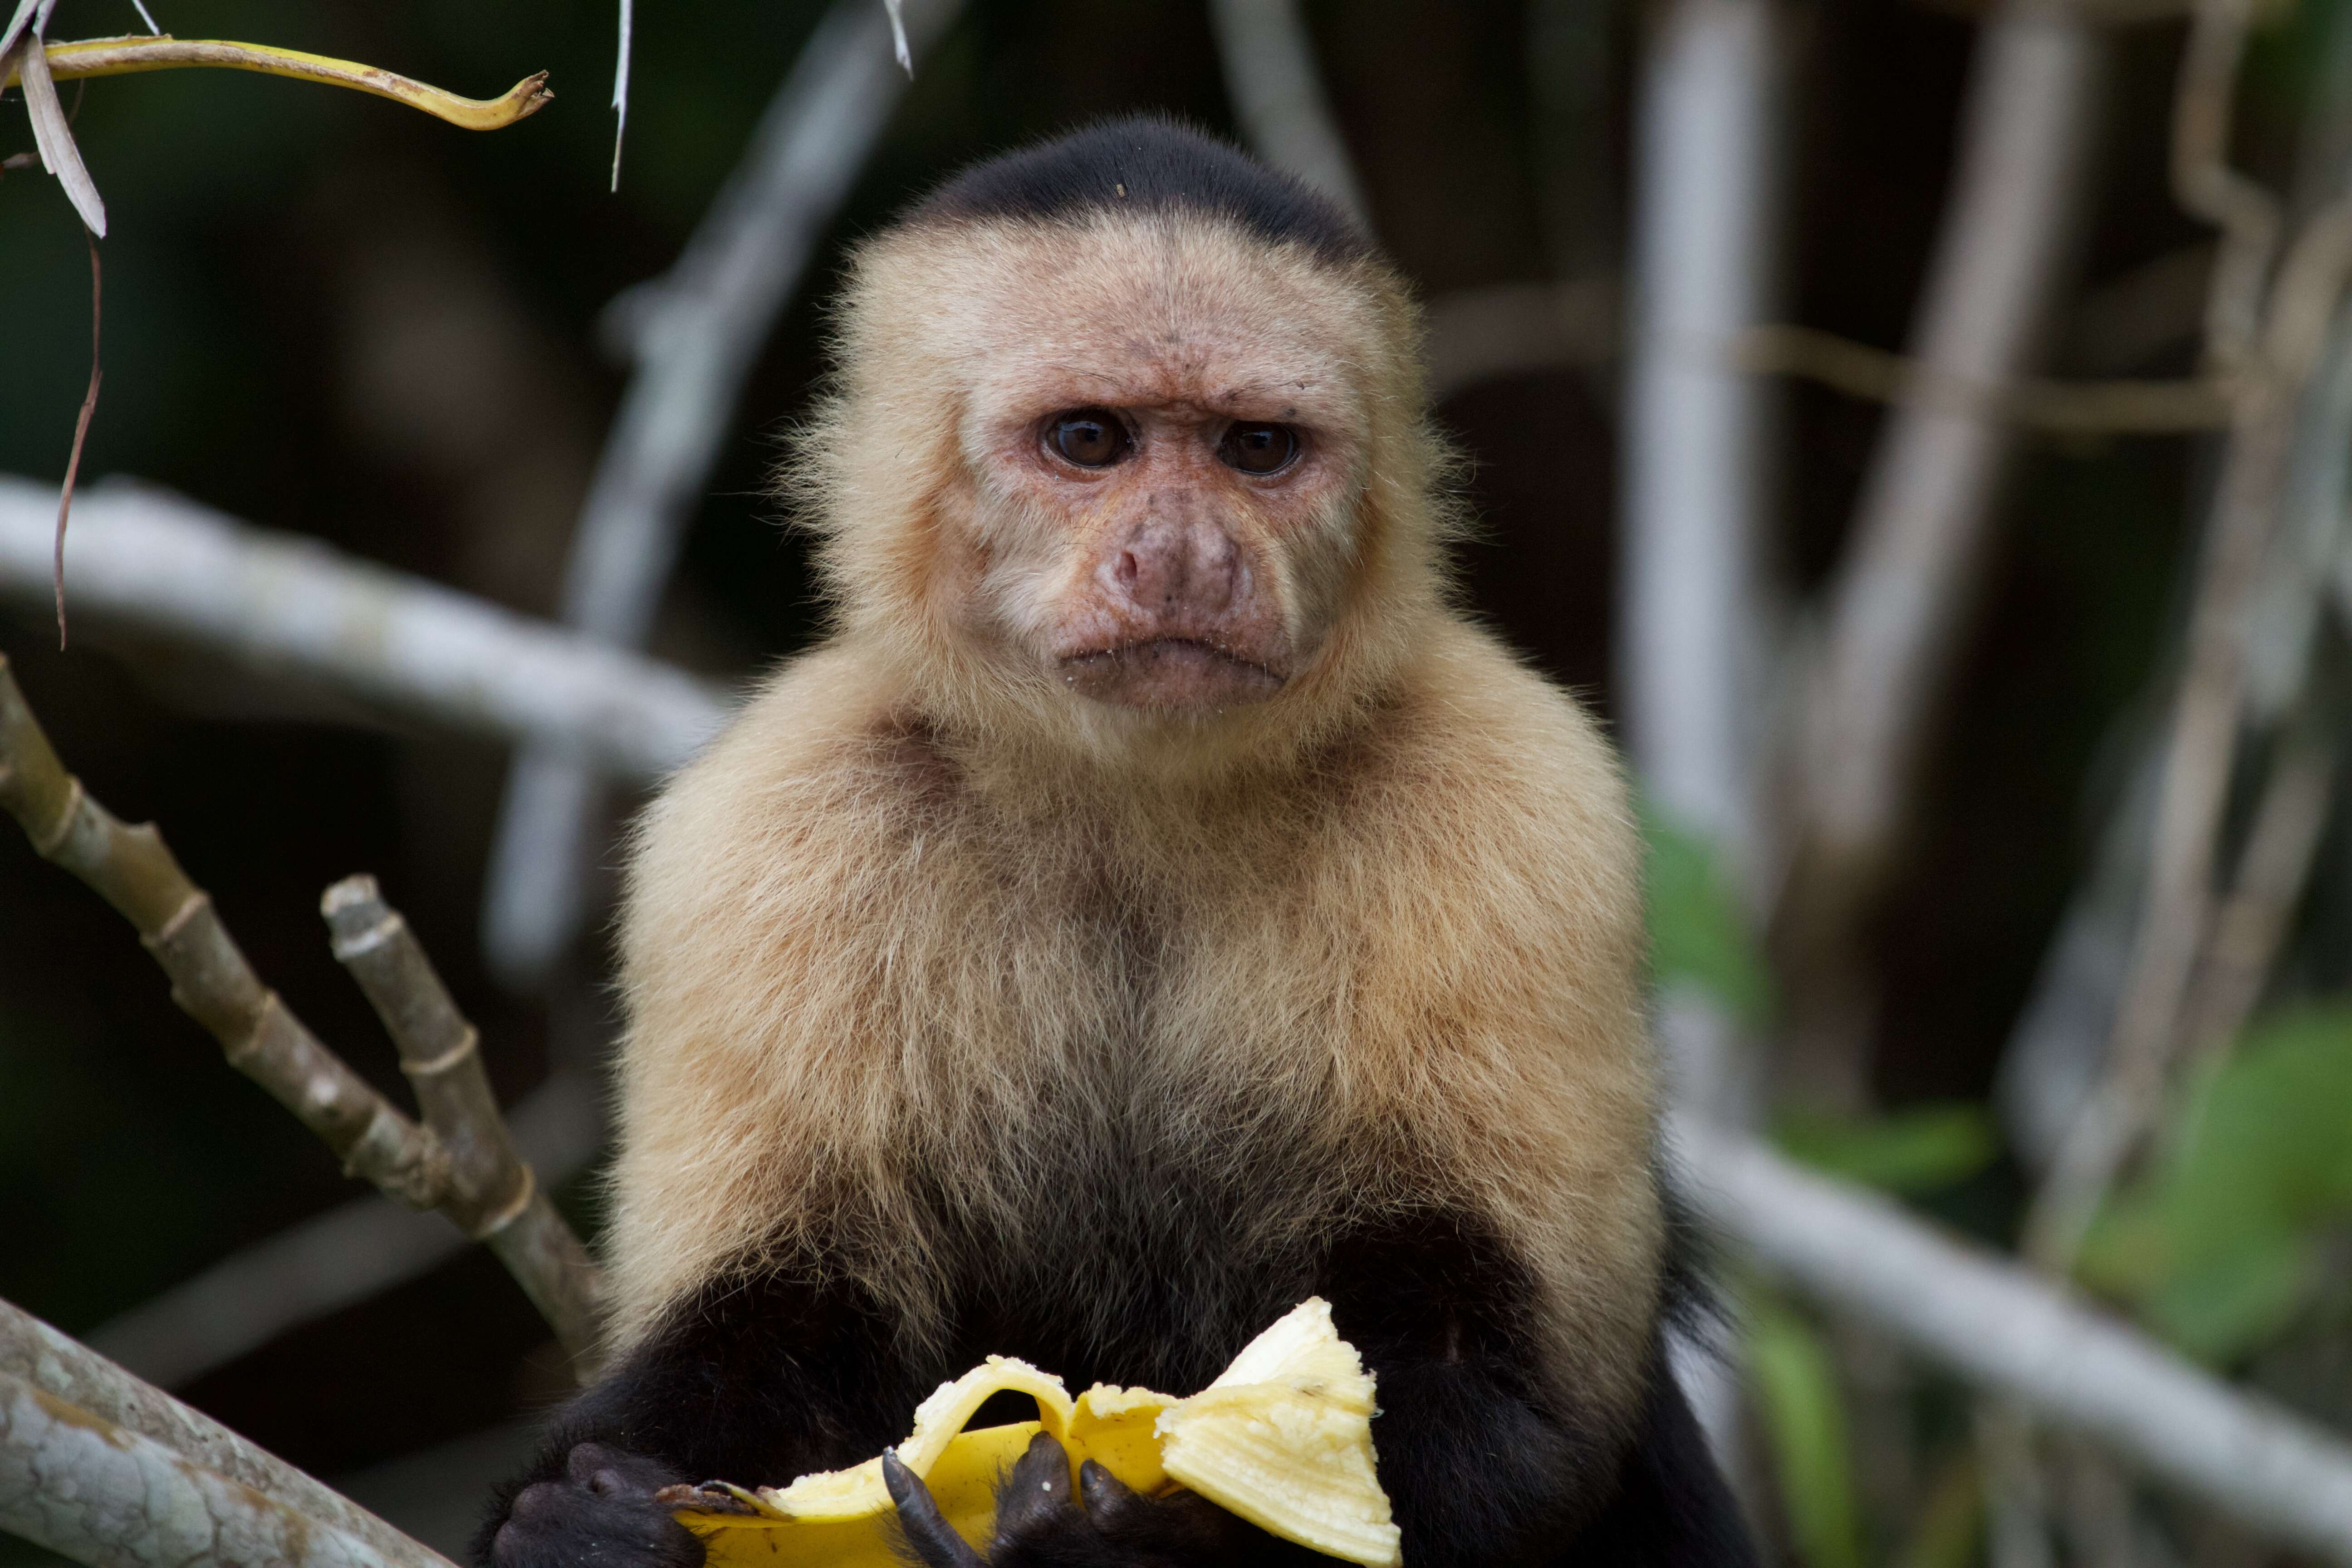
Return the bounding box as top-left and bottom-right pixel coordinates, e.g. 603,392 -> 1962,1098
476,1208 -> 1753,1568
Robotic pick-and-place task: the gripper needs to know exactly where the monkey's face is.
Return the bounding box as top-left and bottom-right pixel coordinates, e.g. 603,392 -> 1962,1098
860,214 -> 1402,717
980,385 -> 1346,712
956,224 -> 1381,714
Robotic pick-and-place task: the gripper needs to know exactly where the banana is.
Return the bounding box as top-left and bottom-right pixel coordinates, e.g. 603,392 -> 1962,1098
670,1298 -> 1401,1567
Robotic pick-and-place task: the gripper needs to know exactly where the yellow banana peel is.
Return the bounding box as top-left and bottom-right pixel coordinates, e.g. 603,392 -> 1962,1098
7,36 -> 550,131
670,1298 -> 1402,1567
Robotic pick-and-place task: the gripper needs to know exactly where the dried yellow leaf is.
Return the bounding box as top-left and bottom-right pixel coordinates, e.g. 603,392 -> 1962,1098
9,35 -> 550,131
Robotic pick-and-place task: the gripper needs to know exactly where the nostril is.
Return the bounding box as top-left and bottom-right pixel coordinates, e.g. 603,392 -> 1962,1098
1115,550 -> 1140,590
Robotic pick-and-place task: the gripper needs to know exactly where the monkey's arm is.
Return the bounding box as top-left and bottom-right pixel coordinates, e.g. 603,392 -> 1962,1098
473,1271 -> 920,1568
1328,1217 -> 1756,1568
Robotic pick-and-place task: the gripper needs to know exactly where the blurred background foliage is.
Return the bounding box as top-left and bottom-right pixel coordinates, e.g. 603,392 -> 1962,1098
5,0 -> 2352,1565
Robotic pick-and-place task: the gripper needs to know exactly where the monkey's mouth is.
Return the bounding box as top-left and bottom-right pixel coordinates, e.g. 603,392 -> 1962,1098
1055,638 -> 1285,710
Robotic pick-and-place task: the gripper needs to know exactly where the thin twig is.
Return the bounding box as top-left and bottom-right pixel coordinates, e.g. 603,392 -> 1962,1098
1421,276 -> 1617,400
2175,727 -> 2338,1074
1736,324 -> 2230,432
1,1296 -> 449,1568
2171,0 -> 2279,372
55,230 -> 100,649
323,877 -> 604,1372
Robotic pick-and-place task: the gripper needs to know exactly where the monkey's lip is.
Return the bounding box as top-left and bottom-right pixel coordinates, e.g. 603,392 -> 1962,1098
1054,637 -> 1286,710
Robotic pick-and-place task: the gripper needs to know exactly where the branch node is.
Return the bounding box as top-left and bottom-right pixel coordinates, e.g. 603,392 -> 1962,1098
330,911 -> 404,962
470,1161 -> 537,1240
152,886 -> 206,945
398,1025 -> 481,1080
30,772 -> 81,857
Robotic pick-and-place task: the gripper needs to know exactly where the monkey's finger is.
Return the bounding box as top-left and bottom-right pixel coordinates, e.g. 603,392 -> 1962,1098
992,1433 -> 1074,1535
881,1451 -> 986,1568
1077,1459 -> 1151,1528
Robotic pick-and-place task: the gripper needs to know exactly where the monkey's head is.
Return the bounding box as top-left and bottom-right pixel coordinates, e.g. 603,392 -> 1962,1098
796,118 -> 1454,769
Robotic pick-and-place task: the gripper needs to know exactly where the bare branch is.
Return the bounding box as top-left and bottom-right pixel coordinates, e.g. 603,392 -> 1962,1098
608,0 -> 631,189
1674,1114 -> 2352,1563
1735,324 -> 2231,432
0,652 -> 447,1206
56,230 -> 101,648
0,657 -> 604,1375
1774,0 -> 2102,1109
1205,0 -> 1369,225
1421,277 -> 1617,402
2027,198 -> 2352,1271
1622,0 -> 1787,1481
3,1302 -> 451,1568
2171,0 -> 2279,372
0,475 -> 729,780
85,1075 -> 604,1390
323,877 -> 604,1372
1622,0 -> 1784,910
2,1296 -> 449,1568
2175,727 -> 2338,1074
484,0 -> 965,985
1,1372 -> 450,1568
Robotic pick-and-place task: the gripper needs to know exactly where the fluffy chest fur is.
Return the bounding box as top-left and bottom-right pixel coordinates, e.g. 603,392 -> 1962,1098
604,627 -> 1662,1416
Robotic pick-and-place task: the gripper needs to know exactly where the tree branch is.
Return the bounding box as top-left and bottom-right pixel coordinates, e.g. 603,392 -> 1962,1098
2026,183 -> 2352,1279
1205,0 -> 1370,225
1774,0 -> 2102,1110
0,475 -> 728,780
323,877 -> 605,1372
1,1296 -> 452,1568
1673,1115 -> 2352,1564
0,653 -> 448,1206
0,655 -> 604,1375
1735,323 -> 2231,432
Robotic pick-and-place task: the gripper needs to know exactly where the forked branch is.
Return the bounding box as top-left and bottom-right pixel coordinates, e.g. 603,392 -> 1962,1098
0,653 -> 603,1372
323,875 -> 604,1367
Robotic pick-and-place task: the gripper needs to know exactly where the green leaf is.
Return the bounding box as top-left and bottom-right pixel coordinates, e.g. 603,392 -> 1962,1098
1775,1103 -> 1999,1196
2081,1003 -> 2352,1362
2142,1232 -> 2316,1364
1746,1293 -> 1867,1568
1643,807 -> 1773,1028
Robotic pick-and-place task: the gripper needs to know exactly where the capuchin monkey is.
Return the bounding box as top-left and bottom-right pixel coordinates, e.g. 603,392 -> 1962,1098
478,118 -> 1754,1568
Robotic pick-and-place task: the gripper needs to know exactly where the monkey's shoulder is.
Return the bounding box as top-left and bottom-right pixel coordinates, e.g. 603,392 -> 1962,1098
1338,625 -> 1638,872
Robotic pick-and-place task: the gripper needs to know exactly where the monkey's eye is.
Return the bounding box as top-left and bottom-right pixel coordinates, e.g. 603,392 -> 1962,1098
1217,422 -> 1300,476
1045,409 -> 1132,468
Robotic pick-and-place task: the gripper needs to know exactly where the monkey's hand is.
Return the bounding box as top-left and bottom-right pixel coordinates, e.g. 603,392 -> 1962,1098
481,1442 -> 706,1568
884,1434 -> 1300,1568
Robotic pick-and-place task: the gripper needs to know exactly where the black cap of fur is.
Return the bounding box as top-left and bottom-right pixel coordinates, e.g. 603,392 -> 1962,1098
913,115 -> 1372,265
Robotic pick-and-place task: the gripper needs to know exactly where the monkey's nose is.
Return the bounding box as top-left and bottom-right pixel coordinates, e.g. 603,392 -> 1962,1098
1104,515 -> 1239,619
